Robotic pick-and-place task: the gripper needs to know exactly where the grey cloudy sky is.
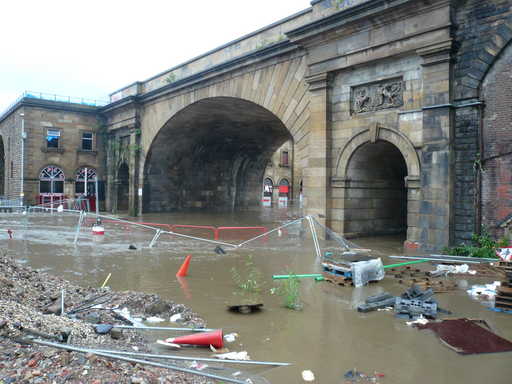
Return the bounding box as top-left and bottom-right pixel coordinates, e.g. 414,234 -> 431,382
1,0 -> 309,111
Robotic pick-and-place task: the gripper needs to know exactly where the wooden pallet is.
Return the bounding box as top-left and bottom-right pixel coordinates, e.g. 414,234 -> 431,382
322,272 -> 353,287
398,278 -> 457,292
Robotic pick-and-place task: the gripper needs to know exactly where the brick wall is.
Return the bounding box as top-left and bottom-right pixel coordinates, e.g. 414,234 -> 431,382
452,0 -> 512,244
481,40 -> 512,238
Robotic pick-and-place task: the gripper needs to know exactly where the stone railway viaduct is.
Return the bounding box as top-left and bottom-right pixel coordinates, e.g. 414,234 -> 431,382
2,0 -> 512,251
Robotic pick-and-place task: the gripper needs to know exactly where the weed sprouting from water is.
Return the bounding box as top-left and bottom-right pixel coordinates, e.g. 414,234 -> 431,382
231,255 -> 263,294
271,270 -> 303,311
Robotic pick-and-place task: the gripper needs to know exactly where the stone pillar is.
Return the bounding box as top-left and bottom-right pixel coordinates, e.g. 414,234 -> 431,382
105,136 -> 114,212
304,73 -> 331,224
417,41 -> 453,250
128,129 -> 140,217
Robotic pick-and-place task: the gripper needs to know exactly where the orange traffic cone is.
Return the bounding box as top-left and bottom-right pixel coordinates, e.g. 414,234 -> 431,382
176,254 -> 192,277
167,329 -> 223,348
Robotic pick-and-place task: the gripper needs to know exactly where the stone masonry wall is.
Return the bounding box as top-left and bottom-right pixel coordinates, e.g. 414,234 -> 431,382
0,111 -> 23,201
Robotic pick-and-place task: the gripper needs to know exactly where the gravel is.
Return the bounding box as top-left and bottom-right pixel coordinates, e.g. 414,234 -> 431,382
0,250 -> 214,384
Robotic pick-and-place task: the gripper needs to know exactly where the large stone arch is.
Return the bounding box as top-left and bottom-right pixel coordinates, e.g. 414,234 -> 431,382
480,39 -> 512,237
140,54 -> 310,154
332,124 -> 421,240
142,96 -> 298,212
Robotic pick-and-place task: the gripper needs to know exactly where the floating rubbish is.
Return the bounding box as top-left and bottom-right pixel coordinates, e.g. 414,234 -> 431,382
189,361 -> 209,371
227,303 -> 263,314
302,370 -> 315,381
167,329 -> 224,348
170,313 -> 182,323
100,273 -> 112,288
406,316 -> 429,326
466,281 -> 501,301
176,254 -> 192,277
129,244 -> 137,250
214,246 -> 226,255
224,332 -> 239,343
344,370 -> 385,383
156,340 -> 181,349
7,229 -> 13,239
213,351 -> 250,361
430,264 -> 476,276
416,318 -> 512,354
146,316 -> 165,323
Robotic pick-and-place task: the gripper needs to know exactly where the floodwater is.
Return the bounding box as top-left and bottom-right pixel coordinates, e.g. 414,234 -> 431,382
1,208 -> 512,384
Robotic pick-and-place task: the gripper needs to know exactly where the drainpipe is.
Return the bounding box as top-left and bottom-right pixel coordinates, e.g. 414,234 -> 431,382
19,112 -> 25,207
476,101 -> 484,235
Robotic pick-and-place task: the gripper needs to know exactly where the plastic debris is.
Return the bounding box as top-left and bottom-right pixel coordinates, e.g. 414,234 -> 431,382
170,313 -> 182,323
406,316 -> 429,326
351,258 -> 385,287
214,246 -> 226,255
94,324 -> 113,334
145,316 -> 165,323
189,361 -> 209,371
302,370 -> 315,381
224,332 -> 239,343
344,370 -> 384,383
156,340 -> 181,349
430,264 -> 476,276
466,281 -> 501,301
497,247 -> 512,261
213,351 -> 250,360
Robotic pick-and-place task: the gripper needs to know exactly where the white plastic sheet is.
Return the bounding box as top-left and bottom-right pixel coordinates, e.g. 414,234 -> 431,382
351,257 -> 385,287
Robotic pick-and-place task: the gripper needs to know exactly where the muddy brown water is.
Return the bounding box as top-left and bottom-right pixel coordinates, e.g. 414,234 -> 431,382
1,209 -> 511,383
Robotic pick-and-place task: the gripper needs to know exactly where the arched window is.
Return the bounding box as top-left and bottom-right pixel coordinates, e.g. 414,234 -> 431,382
263,177 -> 273,196
279,179 -> 290,197
75,167 -> 97,195
39,165 -> 64,194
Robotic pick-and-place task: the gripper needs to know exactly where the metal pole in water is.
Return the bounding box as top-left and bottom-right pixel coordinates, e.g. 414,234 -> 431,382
29,339 -> 247,384
91,348 -> 291,366
105,324 -> 218,332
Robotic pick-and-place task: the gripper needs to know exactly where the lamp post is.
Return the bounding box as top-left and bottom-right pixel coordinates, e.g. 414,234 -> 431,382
19,112 -> 25,207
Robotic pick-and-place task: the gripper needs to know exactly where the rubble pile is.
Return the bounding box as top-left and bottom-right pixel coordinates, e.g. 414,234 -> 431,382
0,250 -> 209,384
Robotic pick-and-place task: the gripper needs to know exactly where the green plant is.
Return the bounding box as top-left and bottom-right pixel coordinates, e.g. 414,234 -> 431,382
165,73 -> 177,84
443,227 -> 509,259
231,255 -> 263,293
271,271 -> 303,310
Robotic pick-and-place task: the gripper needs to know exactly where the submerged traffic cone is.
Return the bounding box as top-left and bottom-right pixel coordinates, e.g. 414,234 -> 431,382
176,254 -> 192,277
167,329 -> 223,348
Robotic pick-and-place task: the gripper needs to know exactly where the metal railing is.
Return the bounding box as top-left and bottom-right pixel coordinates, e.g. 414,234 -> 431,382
1,91 -> 109,118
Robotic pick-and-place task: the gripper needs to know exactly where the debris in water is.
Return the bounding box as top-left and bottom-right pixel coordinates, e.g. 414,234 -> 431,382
94,324 -> 113,335
343,370 -> 384,383
214,246 -> 226,255
145,316 -> 165,323
156,339 -> 181,349
302,370 -> 315,381
406,316 -> 429,326
213,351 -> 250,360
224,332 -> 239,342
416,318 -> 512,354
170,313 -> 182,323
129,245 -> 137,250
227,303 -> 263,314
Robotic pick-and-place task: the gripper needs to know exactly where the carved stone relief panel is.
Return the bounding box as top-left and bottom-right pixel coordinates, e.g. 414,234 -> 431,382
351,78 -> 404,114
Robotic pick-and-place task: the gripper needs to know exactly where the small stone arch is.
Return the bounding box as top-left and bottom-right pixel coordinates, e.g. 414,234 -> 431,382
332,124 -> 421,239
335,123 -> 420,181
